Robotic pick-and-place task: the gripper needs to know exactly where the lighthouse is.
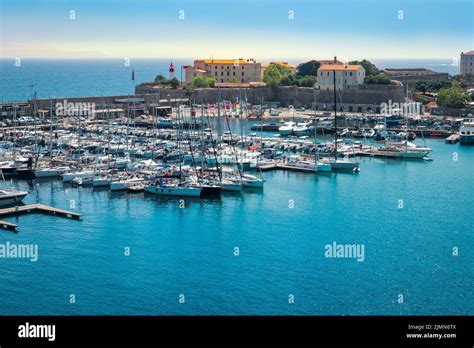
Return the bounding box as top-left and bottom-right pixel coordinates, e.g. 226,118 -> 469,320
169,62 -> 175,79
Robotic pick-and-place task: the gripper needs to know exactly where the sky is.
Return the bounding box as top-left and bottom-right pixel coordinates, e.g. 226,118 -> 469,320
0,0 -> 473,61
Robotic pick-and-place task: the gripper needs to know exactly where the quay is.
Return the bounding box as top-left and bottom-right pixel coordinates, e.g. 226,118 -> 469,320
0,204 -> 81,232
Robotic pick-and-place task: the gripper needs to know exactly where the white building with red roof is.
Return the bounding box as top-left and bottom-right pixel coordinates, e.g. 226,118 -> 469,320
316,64 -> 365,90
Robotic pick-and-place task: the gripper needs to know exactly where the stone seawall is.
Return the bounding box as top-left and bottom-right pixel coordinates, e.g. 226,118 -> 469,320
136,84 -> 406,112
2,84 -> 406,114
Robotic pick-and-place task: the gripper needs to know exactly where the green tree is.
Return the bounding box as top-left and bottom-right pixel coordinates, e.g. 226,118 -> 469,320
263,63 -> 290,86
298,75 -> 317,87
154,74 -> 167,83
188,76 -> 216,89
169,77 -> 180,88
364,73 -> 391,84
437,86 -> 470,108
227,77 -> 239,83
414,80 -> 452,93
349,59 -> 379,76
297,60 -> 320,76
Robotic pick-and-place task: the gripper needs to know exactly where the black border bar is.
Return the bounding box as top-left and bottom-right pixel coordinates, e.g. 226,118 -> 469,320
0,316 -> 472,345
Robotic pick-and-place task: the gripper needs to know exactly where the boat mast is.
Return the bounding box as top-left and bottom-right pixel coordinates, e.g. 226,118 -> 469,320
49,98 -> 53,156
333,57 -> 337,162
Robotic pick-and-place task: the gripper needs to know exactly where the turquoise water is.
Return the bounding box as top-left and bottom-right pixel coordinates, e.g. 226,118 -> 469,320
0,139 -> 472,315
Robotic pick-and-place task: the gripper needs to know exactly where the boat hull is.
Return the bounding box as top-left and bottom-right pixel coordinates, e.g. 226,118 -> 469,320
460,135 -> 474,145
0,193 -> 27,207
144,186 -> 202,197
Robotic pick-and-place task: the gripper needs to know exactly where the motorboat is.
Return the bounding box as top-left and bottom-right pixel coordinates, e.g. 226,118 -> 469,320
278,122 -> 296,136
34,166 -> 70,178
0,189 -> 28,207
293,122 -> 315,136
241,174 -> 265,188
460,121 -> 474,144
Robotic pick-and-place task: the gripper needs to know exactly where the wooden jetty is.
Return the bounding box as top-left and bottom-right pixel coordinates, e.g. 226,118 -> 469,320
0,204 -> 81,232
0,220 -> 18,231
445,133 -> 460,144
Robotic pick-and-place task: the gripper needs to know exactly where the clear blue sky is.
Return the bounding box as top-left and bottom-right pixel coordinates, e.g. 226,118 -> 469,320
1,0 -> 472,60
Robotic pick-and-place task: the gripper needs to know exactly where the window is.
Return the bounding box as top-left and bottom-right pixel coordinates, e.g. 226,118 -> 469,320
350,72 -> 353,77
221,79 -> 223,82
242,72 -> 244,76
215,72 -> 217,76
242,66 -> 244,69
227,71 -> 229,76
221,72 -> 223,76
241,78 -> 244,82
327,72 -> 329,76
344,79 -> 347,84
233,72 -> 235,76
193,73 -> 196,77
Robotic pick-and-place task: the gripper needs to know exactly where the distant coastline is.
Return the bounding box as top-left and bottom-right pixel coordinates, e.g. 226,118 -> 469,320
0,58 -> 459,102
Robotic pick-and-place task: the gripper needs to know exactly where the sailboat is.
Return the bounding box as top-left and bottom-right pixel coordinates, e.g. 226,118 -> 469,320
145,101 -> 203,197
378,83 -> 432,159
324,58 -> 360,172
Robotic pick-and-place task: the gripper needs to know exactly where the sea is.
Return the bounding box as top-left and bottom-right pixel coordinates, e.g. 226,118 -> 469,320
0,58 -> 472,315
0,58 -> 461,102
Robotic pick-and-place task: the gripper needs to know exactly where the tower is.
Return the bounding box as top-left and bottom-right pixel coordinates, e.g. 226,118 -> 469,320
169,62 -> 175,79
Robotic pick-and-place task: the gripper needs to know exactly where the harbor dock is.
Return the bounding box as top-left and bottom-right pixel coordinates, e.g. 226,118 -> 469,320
445,133 -> 460,144
0,204 -> 81,231
0,220 -> 18,231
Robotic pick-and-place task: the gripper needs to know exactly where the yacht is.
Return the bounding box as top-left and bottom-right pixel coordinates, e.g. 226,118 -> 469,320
278,121 -> 296,136
221,179 -> 243,192
0,189 -> 28,207
144,180 -> 202,197
293,122 -> 315,136
241,174 -> 265,188
34,166 -> 70,178
110,177 -> 144,191
321,157 -> 360,172
460,121 -> 474,144
62,170 -> 95,183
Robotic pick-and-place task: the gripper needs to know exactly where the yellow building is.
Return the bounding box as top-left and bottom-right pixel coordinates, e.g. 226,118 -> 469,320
185,58 -> 261,84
